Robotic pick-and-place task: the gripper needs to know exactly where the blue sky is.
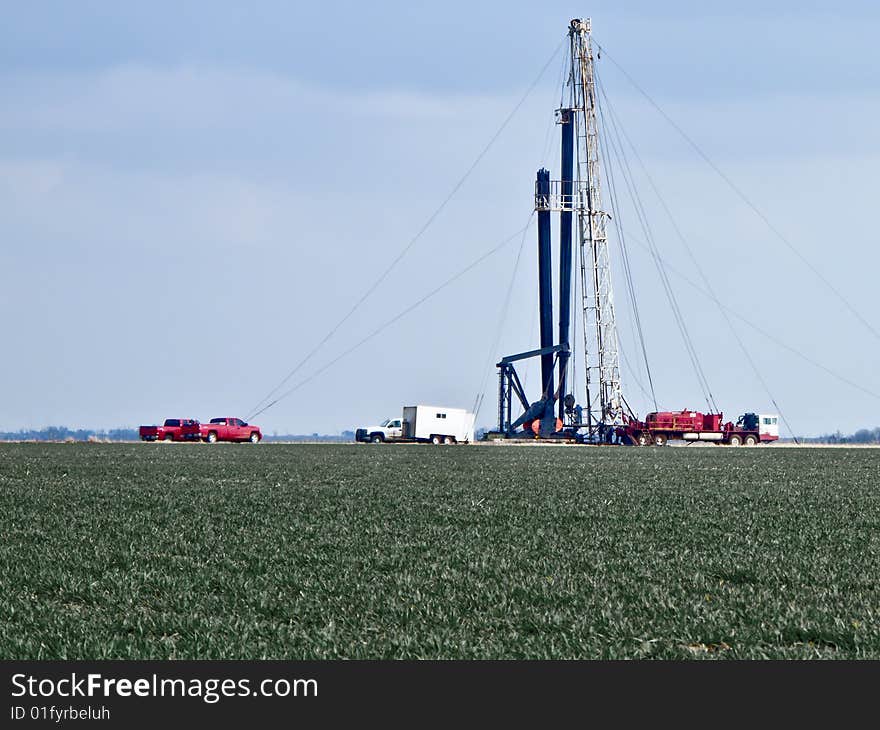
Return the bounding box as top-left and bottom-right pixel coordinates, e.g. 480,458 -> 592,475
2,2 -> 879,436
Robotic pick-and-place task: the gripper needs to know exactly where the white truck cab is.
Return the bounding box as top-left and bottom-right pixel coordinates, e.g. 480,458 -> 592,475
355,418 -> 403,443
758,414 -> 780,441
381,418 -> 403,439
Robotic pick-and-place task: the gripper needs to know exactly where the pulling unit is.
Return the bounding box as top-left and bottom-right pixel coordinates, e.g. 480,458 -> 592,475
493,19 -> 780,446
495,18 -> 631,442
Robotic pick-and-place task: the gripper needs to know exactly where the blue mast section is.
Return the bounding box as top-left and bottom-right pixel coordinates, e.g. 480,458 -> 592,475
536,168 -> 554,401
557,110 -> 574,420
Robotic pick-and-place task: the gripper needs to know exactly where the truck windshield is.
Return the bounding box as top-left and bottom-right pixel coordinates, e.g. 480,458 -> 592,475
164,419 -> 180,427
210,418 -> 225,424
380,419 -> 391,427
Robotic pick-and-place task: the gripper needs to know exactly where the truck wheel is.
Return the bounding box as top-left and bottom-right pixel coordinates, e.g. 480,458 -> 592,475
654,434 -> 668,446
443,436 -> 455,445
206,432 -> 218,444
637,433 -> 650,446
249,432 -> 261,443
163,434 -> 173,442
744,435 -> 758,446
728,434 -> 742,447
431,435 -> 442,445
370,434 -> 384,443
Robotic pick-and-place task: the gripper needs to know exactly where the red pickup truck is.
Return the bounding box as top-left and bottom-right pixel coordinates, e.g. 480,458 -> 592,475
201,417 -> 262,443
139,418 -> 202,442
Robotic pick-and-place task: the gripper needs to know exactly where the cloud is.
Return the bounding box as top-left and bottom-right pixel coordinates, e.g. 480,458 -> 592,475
0,65 -> 500,134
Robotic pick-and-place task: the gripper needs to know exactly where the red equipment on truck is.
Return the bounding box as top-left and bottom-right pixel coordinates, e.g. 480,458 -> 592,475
618,411 -> 779,447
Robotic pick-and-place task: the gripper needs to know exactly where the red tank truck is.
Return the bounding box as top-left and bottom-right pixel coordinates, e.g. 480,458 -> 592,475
618,410 -> 780,446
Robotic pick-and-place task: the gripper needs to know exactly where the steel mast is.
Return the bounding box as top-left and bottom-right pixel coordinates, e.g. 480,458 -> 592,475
504,18 -> 628,441
568,18 -> 625,437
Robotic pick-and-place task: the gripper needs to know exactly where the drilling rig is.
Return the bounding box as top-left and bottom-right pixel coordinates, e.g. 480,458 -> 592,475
494,18 -> 781,447
497,18 -> 631,442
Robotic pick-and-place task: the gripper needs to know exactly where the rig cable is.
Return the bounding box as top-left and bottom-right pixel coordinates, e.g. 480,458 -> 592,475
472,212 -> 536,422
603,106 -> 718,413
538,44 -> 572,170
247,36 -> 568,420
596,76 -> 718,413
594,70 -> 658,411
621,229 -> 880,406
599,127 -> 657,411
598,78 -> 799,442
594,40 -> 880,347
519,285 -> 540,395
514,56 -> 571,407
619,347 -> 655,405
250,224 -> 534,420
473,51 -> 570,424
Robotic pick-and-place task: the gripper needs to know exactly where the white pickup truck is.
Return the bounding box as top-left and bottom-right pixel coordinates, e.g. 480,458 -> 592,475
355,405 -> 475,445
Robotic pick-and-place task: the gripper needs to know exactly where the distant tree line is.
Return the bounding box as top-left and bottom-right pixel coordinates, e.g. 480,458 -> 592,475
262,431 -> 355,443
0,427 -> 358,442
0,427 -> 139,442
800,427 -> 880,444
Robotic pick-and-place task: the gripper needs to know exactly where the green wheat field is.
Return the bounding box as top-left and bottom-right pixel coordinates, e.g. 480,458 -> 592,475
1,442 -> 878,659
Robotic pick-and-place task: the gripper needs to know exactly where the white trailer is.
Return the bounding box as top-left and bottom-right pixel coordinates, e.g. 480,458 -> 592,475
403,405 -> 475,444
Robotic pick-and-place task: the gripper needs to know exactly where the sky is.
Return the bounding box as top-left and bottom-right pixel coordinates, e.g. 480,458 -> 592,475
2,1 -> 880,437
